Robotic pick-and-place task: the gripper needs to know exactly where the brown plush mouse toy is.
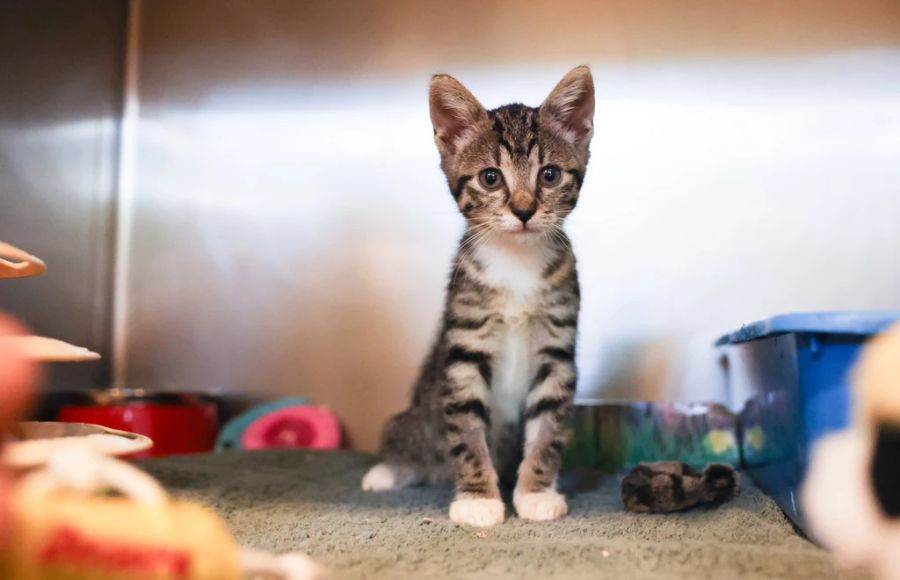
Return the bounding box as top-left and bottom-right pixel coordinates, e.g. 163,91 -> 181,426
621,462 -> 740,513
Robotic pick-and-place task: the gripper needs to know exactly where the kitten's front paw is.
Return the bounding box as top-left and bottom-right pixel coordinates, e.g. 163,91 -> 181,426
362,463 -> 411,491
514,490 -> 568,521
449,498 -> 505,527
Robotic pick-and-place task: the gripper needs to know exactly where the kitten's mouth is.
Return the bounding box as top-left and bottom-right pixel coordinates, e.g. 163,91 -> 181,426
509,224 -> 540,236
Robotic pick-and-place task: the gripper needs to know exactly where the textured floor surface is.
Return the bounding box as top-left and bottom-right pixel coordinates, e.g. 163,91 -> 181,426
141,450 -> 862,580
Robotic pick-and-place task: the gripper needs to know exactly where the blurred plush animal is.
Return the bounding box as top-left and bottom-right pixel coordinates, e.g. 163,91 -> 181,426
802,323 -> 900,580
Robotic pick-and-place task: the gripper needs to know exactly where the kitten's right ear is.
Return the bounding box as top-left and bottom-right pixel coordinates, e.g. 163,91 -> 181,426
540,66 -> 595,150
429,75 -> 489,154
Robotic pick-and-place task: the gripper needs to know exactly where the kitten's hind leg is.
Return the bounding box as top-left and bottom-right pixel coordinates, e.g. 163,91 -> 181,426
362,407 -> 448,491
361,462 -> 420,491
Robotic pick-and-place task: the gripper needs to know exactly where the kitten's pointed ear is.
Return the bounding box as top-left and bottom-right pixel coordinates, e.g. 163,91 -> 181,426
540,66 -> 595,149
429,74 -> 489,154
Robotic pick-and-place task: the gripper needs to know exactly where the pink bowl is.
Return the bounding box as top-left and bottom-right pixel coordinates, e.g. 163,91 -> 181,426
240,406 -> 341,450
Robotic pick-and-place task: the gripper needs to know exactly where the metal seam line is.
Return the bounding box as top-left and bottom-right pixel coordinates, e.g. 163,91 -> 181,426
111,0 -> 142,390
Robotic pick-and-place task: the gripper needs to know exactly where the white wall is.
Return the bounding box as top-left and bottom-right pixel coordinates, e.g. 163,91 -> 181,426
122,1 -> 900,450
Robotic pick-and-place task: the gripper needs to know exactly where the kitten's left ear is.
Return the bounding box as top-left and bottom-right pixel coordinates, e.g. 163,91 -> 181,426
540,66 -> 594,149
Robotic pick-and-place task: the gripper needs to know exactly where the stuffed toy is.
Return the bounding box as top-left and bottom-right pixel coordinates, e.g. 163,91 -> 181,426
802,322 -> 900,580
1,445 -> 323,580
1,242 -> 324,579
621,461 -> 739,513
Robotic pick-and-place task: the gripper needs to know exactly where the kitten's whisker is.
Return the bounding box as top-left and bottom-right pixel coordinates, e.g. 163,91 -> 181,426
452,219 -> 496,289
546,224 -> 572,256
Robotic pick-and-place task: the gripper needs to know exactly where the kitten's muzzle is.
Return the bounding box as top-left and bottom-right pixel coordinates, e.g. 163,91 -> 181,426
509,194 -> 538,224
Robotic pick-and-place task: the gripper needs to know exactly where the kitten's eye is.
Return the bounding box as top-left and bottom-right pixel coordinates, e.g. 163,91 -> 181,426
478,168 -> 503,190
539,165 -> 562,187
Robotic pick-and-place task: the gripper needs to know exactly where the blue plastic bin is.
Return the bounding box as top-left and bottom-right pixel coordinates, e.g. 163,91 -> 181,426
717,311 -> 900,532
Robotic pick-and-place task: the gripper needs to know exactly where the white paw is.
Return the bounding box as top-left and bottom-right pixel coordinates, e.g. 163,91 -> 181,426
362,463 -> 411,491
514,490 -> 568,521
449,498 -> 505,527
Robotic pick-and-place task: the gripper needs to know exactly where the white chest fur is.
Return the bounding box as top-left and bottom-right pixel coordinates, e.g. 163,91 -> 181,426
474,239 -> 551,427
491,319 -> 532,428
474,240 -> 547,305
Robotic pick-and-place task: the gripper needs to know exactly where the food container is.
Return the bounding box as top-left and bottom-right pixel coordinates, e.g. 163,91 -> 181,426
563,401 -> 740,473
57,390 -> 218,458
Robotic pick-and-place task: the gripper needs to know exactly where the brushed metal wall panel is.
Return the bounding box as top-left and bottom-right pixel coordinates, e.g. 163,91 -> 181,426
0,0 -> 125,388
125,1 -> 900,450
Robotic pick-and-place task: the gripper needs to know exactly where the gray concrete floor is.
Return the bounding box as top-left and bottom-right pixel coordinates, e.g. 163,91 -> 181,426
141,450 -> 862,580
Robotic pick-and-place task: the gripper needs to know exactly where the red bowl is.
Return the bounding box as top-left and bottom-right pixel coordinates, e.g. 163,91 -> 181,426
59,390 -> 217,459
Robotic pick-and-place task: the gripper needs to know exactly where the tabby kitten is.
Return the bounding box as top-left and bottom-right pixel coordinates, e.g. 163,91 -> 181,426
362,67 -> 595,528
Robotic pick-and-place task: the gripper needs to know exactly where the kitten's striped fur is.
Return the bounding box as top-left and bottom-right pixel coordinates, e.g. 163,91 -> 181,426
363,67 -> 595,527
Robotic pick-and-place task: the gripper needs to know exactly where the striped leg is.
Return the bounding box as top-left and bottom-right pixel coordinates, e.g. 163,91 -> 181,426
442,346 -> 504,527
514,347 -> 576,521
